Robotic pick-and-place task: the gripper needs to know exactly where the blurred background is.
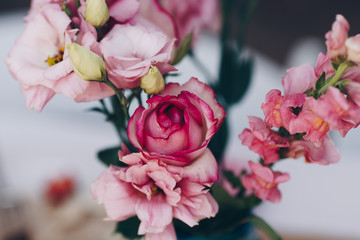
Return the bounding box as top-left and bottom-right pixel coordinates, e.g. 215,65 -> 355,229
1,1 -> 360,240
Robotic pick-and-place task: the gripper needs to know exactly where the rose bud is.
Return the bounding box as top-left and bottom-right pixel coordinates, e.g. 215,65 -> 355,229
140,66 -> 165,94
67,43 -> 106,82
85,0 -> 110,27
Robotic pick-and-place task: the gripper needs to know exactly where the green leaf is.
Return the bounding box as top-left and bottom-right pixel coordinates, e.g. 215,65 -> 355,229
332,61 -> 339,71
217,44 -> 253,106
336,79 -> 351,93
278,127 -> 290,138
115,217 -> 142,239
172,33 -> 193,65
97,146 -> 127,167
247,215 -> 282,240
315,72 -> 326,91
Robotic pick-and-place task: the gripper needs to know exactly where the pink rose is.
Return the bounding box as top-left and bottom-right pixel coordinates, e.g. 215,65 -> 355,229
160,0 -> 221,44
239,116 -> 289,165
242,161 -> 290,203
127,78 -> 226,165
100,24 -> 176,89
325,14 -> 349,59
91,152 -> 218,239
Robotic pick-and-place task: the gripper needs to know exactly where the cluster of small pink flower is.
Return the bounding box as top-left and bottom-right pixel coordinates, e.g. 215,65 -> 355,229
240,14 -> 360,203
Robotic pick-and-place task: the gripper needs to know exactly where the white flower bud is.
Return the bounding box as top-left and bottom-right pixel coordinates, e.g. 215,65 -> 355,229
85,0 -> 110,27
140,66 -> 165,94
67,43 -> 106,81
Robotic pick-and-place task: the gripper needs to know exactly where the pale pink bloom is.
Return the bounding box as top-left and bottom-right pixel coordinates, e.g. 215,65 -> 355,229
127,78 -> 226,165
307,86 -> 360,137
108,0 -> 140,23
242,161 -> 290,203
160,0 -> 221,44
100,24 -> 176,89
346,34 -> 360,63
7,4 -> 121,110
325,14 -> 349,59
287,135 -> 340,165
6,4 -> 72,111
131,0 -> 178,40
261,89 -> 285,128
239,116 -> 289,165
91,153 -> 218,239
52,32 -> 116,102
281,64 -> 317,96
25,0 -> 78,22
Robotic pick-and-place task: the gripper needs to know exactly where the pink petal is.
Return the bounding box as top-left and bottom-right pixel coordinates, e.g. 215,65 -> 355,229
144,223 -> 176,240
182,148 -> 218,183
136,195 -> 173,234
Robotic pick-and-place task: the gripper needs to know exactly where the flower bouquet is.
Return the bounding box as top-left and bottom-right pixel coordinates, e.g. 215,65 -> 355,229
5,0 -> 360,239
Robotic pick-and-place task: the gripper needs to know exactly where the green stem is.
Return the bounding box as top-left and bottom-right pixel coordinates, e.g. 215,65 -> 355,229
319,62 -> 349,94
104,77 -> 129,120
246,215 -> 282,240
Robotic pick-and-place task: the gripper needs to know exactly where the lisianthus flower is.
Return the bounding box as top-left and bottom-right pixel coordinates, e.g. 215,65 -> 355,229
127,77 -> 226,166
25,0 -> 78,22
159,0 -> 221,44
325,14 -> 349,59
100,24 -> 176,89
307,86 -> 360,137
6,4 -> 74,111
242,161 -> 290,203
239,116 -> 289,165
91,151 -> 218,239
287,135 -> 340,165
107,0 -> 140,23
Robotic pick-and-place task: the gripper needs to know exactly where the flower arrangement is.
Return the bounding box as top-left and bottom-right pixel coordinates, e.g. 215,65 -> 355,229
5,0 -> 360,239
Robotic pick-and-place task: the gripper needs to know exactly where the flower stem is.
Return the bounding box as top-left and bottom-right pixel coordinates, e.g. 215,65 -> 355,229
319,62 -> 349,94
104,77 -> 129,120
